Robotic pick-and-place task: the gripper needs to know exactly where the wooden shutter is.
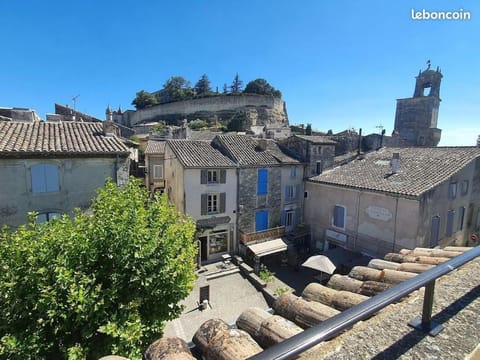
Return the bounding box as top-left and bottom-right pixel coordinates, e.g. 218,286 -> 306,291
295,207 -> 301,225
201,194 -> 208,215
200,170 -> 207,184
446,210 -> 455,236
220,169 -> 226,183
219,193 -> 226,213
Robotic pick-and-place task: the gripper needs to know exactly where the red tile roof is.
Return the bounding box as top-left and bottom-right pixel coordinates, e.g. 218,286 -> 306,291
0,121 -> 129,156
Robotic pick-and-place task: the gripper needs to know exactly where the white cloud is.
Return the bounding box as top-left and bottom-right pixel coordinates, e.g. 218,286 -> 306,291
438,127 -> 479,146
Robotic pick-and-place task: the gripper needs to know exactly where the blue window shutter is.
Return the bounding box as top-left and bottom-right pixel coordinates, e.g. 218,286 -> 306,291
295,207 -> 301,225
31,165 -> 45,193
431,216 -> 440,247
281,210 -> 286,226
257,169 -> 268,195
255,210 -> 269,231
457,207 -> 465,231
296,184 -> 302,200
201,194 -> 208,215
446,209 -> 455,236
333,205 -> 345,228
44,165 -> 59,192
284,186 -> 289,200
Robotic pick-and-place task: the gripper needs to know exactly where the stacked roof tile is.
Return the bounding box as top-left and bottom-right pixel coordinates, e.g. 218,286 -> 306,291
144,140 -> 166,155
214,135 -> 300,166
309,147 -> 480,198
167,139 -> 236,168
0,121 -> 129,156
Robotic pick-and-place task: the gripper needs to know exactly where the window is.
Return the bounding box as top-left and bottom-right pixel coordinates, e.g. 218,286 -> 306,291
36,212 -> 61,223
209,231 -> 228,255
333,205 -> 346,229
257,169 -> 268,195
200,169 -> 226,184
153,165 -> 163,179
201,193 -> 226,215
316,161 -> 323,175
457,206 -> 465,231
446,209 -> 455,237
255,210 -> 269,232
208,170 -> 218,184
448,183 -> 457,199
285,185 -> 294,201
208,194 -> 218,214
31,164 -> 59,193
461,180 -> 469,196
285,210 -> 294,227
290,166 -> 297,178
304,191 -> 308,198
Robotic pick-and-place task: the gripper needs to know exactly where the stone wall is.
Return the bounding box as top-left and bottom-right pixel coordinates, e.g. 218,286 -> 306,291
238,167 -> 282,234
121,94 -> 288,128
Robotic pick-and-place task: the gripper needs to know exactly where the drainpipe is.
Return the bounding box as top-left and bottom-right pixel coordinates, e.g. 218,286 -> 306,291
392,196 -> 399,252
235,167 -> 240,255
355,190 -> 362,251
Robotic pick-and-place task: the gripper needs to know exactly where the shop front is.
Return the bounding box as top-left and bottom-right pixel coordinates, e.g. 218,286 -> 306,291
196,216 -> 233,263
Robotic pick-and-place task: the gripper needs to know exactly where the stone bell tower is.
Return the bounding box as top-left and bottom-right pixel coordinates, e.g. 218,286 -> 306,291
393,62 -> 442,146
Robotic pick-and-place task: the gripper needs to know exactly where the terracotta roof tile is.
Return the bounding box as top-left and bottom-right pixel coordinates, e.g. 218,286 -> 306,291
214,135 -> 300,166
145,140 -> 166,154
0,121 -> 129,155
167,140 -> 236,168
309,147 -> 480,197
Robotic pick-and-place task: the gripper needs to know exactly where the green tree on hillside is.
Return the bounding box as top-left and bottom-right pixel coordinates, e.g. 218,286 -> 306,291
194,74 -> 212,96
230,73 -> 243,94
244,78 -> 282,98
0,179 -> 197,360
131,90 -> 159,109
160,76 -> 194,103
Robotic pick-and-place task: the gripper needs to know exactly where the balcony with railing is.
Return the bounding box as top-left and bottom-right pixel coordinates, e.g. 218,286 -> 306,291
240,226 -> 285,244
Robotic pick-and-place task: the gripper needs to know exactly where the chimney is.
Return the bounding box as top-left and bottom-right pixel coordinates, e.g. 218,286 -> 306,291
391,152 -> 400,174
103,120 -> 116,137
256,139 -> 268,151
357,128 -> 362,155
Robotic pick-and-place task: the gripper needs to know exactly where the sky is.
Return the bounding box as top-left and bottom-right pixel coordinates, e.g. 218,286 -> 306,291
1,0 -> 478,146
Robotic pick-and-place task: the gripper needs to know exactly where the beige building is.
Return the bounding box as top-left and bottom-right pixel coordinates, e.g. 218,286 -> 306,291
304,147 -> 480,257
164,140 -> 238,263
144,140 -> 166,194
0,121 -> 130,228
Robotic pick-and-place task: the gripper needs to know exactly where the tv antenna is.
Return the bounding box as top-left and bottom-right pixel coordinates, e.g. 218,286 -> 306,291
375,124 -> 384,133
72,94 -> 80,111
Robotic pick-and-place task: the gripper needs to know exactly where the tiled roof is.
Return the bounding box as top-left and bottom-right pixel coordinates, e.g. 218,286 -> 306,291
0,121 -> 129,156
309,147 -> 480,197
295,135 -> 336,144
188,131 -> 222,141
167,140 -> 236,168
145,140 -> 166,154
214,135 -> 300,166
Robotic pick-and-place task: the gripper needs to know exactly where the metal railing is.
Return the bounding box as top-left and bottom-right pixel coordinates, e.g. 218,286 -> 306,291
249,246 -> 480,360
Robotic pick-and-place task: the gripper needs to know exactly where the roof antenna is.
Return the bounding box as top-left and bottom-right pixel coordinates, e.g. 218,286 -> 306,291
72,94 -> 80,112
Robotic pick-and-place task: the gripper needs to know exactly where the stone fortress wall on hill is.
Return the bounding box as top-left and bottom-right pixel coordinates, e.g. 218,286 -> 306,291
118,94 -> 288,128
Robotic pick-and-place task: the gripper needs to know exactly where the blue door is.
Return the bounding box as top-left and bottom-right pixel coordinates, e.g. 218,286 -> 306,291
255,210 -> 269,232
430,216 -> 440,247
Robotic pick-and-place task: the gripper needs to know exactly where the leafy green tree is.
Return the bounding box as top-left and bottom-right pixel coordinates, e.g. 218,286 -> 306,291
159,76 -> 194,103
0,179 -> 197,360
305,123 -> 312,135
188,119 -> 208,130
194,74 -> 212,96
227,111 -> 250,132
131,90 -> 158,109
244,78 -> 282,98
230,73 -> 243,94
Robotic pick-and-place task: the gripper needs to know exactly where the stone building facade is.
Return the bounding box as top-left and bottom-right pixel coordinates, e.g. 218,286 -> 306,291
279,135 -> 336,177
0,121 -> 130,228
393,65 -> 443,146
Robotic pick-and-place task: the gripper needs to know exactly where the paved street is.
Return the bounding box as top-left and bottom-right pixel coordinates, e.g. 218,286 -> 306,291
163,266 -> 269,342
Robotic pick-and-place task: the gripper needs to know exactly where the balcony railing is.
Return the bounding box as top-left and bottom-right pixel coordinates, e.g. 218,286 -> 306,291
240,226 -> 285,244
248,245 -> 480,360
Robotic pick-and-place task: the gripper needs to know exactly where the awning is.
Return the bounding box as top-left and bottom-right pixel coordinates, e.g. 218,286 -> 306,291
301,255 -> 336,274
248,238 -> 288,257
